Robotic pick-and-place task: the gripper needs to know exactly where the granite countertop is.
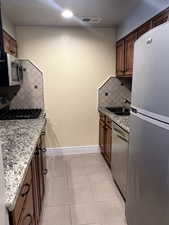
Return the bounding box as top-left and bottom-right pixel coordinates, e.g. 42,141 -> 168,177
0,116 -> 46,211
99,107 -> 130,133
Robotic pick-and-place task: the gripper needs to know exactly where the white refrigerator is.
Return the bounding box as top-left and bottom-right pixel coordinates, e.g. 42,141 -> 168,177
126,22 -> 169,225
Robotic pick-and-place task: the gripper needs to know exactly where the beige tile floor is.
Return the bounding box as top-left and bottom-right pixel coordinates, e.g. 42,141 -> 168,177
40,153 -> 127,225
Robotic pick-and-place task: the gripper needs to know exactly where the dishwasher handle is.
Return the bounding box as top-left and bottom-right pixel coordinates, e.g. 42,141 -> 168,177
113,127 -> 129,142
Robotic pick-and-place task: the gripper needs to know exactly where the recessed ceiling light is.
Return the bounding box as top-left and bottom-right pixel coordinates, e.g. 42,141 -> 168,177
62,10 -> 74,19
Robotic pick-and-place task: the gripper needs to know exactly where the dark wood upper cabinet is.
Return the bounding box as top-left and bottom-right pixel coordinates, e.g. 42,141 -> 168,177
116,32 -> 137,77
124,32 -> 137,76
3,31 -> 17,57
116,39 -> 125,76
0,3 -> 5,59
116,7 -> 169,77
152,11 -> 169,28
3,31 -> 10,53
137,21 -> 152,38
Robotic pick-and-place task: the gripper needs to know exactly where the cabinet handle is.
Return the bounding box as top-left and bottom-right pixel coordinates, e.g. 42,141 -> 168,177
21,183 -> 30,197
23,214 -> 33,225
34,150 -> 39,155
42,148 -> 47,153
43,169 -> 48,175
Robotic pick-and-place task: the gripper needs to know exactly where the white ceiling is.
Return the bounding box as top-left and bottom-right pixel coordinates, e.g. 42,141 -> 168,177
2,0 -> 140,27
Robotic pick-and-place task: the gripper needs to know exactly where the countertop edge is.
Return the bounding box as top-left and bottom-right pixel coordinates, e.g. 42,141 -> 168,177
98,107 -> 130,133
5,118 -> 46,211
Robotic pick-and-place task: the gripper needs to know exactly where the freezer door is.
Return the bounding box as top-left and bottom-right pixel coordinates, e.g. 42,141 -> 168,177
132,22 -> 169,118
126,113 -> 169,225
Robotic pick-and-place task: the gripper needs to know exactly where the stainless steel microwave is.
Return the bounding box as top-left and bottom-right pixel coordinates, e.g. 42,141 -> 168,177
0,53 -> 23,87
7,54 -> 23,86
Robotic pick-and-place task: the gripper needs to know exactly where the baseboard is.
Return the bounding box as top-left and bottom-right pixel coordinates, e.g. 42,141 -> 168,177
46,145 -> 100,156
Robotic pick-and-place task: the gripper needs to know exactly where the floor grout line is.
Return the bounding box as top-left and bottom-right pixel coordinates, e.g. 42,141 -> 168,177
42,154 -> 126,225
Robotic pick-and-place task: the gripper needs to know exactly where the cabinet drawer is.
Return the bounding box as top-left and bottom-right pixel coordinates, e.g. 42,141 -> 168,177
106,116 -> 112,128
13,166 -> 32,225
18,184 -> 35,225
99,112 -> 105,122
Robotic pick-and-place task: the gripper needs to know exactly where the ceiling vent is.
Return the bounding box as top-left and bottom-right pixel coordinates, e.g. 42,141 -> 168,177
81,17 -> 102,24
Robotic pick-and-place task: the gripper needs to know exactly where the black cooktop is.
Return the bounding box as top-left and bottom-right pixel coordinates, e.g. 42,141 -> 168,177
0,108 -> 42,120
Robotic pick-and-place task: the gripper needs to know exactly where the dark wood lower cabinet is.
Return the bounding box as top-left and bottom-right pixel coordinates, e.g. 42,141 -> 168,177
9,127 -> 47,225
18,184 -> 35,225
32,155 -> 41,225
99,120 -> 105,155
104,125 -> 112,166
40,130 -> 47,191
99,113 -> 112,167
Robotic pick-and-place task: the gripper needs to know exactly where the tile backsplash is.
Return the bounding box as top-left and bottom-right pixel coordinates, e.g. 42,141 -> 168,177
10,60 -> 44,110
98,76 -> 131,108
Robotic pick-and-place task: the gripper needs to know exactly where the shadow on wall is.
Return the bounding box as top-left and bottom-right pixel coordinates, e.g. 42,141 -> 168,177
46,118 -> 61,148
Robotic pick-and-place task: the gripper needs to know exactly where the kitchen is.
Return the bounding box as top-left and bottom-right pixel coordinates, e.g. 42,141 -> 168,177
1,0 -> 169,225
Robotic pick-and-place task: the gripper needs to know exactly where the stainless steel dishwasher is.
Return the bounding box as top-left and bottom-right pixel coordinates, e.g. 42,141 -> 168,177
111,122 -> 129,199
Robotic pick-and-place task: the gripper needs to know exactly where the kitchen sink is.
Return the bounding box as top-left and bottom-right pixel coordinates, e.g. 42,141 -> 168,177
106,107 -> 130,116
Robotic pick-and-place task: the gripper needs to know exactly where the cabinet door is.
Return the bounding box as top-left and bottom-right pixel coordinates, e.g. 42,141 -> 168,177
3,31 -> 11,53
152,11 -> 169,28
0,7 -> 4,59
3,31 -> 17,57
31,156 -> 40,225
18,184 -> 35,225
34,144 -> 43,215
104,126 -> 112,167
125,32 -> 137,76
99,120 -> 105,154
137,21 -> 152,38
116,39 -> 125,76
11,166 -> 32,225
10,38 -> 17,57
39,131 -> 47,201
38,146 -> 44,208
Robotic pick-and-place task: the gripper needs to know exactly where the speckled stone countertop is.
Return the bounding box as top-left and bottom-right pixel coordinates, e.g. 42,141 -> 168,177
99,107 -> 130,133
0,116 -> 46,211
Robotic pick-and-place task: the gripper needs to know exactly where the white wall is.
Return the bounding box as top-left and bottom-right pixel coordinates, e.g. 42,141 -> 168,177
16,27 -> 116,148
117,0 -> 169,40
